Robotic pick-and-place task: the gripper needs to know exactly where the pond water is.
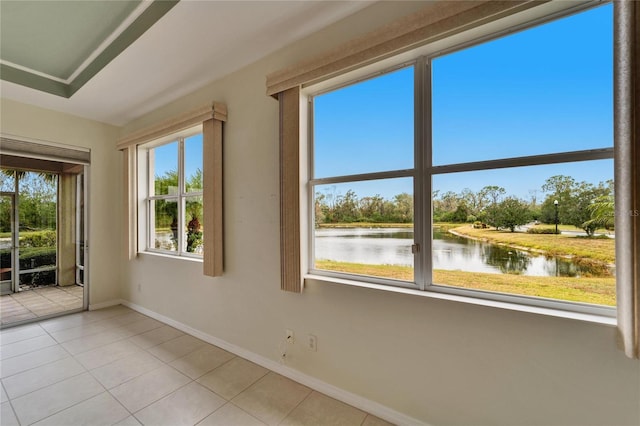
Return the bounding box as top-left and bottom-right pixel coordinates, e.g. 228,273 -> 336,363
314,227 -> 610,278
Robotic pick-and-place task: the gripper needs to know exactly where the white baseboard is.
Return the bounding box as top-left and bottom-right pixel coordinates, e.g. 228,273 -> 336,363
89,299 -> 124,311
119,300 -> 426,426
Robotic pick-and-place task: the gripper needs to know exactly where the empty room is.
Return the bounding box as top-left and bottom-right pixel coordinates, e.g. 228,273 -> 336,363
1,1 -> 639,425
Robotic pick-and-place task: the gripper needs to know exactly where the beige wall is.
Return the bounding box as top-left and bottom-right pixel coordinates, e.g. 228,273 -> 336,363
118,2 -> 640,425
0,98 -> 122,305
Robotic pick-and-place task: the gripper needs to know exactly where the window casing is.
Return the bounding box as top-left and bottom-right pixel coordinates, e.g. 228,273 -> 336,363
142,128 -> 204,258
307,2 -> 616,316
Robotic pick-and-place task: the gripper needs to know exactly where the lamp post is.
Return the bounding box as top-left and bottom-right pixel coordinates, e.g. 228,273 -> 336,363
554,199 -> 559,234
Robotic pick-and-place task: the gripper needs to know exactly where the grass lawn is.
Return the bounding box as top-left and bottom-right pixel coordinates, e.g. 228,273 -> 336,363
317,223 -> 413,228
448,224 -> 615,265
530,223 -> 612,234
314,260 -> 615,306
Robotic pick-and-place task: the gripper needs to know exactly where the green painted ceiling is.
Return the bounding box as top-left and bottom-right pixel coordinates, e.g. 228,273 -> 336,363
0,0 -> 178,98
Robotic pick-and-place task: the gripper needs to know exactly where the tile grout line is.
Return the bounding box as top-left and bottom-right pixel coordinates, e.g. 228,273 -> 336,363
277,386 -> 315,426
226,401 -> 270,426
11,308 -> 148,425
4,306 -> 393,426
115,334 -> 229,417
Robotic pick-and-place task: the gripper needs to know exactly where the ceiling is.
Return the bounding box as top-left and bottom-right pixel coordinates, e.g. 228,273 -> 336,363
0,0 -> 373,126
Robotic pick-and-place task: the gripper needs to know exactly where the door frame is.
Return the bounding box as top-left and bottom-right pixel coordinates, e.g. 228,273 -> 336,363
0,192 -> 18,295
1,134 -> 91,323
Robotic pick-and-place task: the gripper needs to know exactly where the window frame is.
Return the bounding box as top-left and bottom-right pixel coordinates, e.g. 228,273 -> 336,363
141,126 -> 204,259
305,2 -> 617,318
307,62 -> 420,290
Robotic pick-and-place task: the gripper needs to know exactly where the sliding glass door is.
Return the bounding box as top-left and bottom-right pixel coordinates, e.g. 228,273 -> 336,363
0,193 -> 17,295
0,165 -> 89,325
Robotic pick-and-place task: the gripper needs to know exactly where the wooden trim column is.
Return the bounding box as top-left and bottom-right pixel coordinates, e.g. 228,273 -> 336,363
58,173 -> 76,285
122,146 -> 137,261
614,0 -> 640,359
203,118 -> 224,277
279,86 -> 302,293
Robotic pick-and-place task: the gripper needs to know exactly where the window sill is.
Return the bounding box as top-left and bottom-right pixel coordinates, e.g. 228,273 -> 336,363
138,250 -> 203,263
304,274 -> 617,327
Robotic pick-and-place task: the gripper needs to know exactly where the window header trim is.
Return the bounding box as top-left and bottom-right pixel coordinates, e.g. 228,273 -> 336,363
117,102 -> 227,150
266,0 -> 548,97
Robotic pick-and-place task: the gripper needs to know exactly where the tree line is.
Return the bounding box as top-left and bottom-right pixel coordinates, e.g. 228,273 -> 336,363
154,169 -> 203,253
315,175 -> 614,235
315,190 -> 413,225
0,170 -> 57,235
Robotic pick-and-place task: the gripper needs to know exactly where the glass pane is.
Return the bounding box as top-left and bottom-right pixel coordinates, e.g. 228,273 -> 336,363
151,199 -> 178,252
432,3 -> 613,165
76,173 -> 85,287
19,269 -> 56,288
152,142 -> 178,196
1,195 -> 12,285
313,66 -> 414,178
184,195 -> 203,254
77,173 -> 85,268
18,172 -> 57,288
18,171 -> 57,233
313,178 -> 414,282
185,134 -> 203,193
0,169 -> 15,192
432,159 -> 615,306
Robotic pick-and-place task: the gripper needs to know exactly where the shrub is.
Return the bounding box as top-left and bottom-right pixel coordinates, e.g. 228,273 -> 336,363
19,230 -> 56,248
527,228 -> 559,234
1,247 -> 57,286
20,270 -> 56,287
19,247 -> 56,269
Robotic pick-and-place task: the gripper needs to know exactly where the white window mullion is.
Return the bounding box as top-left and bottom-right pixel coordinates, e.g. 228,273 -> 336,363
415,56 -> 429,291
147,149 -> 154,251
423,57 -> 434,290
308,97 -> 316,275
178,138 -> 185,253
180,196 -> 186,254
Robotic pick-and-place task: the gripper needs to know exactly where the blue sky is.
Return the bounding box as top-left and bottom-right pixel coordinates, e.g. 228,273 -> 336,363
153,133 -> 203,192
313,3 -> 613,201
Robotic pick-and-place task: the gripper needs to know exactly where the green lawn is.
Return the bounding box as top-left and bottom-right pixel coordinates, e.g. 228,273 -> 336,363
449,224 -> 615,264
314,222 -> 616,306
317,222 -> 413,228
314,260 -> 615,306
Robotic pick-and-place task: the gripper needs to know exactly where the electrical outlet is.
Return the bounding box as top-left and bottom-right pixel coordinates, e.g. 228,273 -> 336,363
308,334 -> 317,351
285,329 -> 294,344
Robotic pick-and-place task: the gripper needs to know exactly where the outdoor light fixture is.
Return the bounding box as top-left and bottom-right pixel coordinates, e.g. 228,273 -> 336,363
554,199 -> 559,234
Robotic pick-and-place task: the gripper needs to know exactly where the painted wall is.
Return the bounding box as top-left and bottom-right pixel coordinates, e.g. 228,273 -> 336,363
120,2 -> 640,425
0,98 -> 122,305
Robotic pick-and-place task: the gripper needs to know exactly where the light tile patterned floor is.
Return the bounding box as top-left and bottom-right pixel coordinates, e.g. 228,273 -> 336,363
0,305 -> 394,426
1,286 -> 83,326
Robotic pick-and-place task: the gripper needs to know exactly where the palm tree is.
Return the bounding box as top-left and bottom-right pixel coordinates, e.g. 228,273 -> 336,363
1,168 -> 57,188
583,195 -> 615,230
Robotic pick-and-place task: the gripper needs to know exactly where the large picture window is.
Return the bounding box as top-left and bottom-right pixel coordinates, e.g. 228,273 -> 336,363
145,131 -> 204,257
309,3 -> 615,311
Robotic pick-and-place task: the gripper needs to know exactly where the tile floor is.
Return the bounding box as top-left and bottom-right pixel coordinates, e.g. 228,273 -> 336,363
0,305 -> 393,426
1,286 -> 84,326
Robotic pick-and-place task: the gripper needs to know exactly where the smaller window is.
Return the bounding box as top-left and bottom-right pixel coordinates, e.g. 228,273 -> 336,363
144,131 -> 204,257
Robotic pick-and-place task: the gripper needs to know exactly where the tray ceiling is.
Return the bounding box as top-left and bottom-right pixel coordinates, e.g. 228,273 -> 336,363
0,0 -> 375,126
0,1 -> 176,98
0,0 -> 372,126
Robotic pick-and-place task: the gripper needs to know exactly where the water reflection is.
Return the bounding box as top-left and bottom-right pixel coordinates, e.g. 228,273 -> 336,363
315,227 -> 611,277
315,228 -> 413,267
